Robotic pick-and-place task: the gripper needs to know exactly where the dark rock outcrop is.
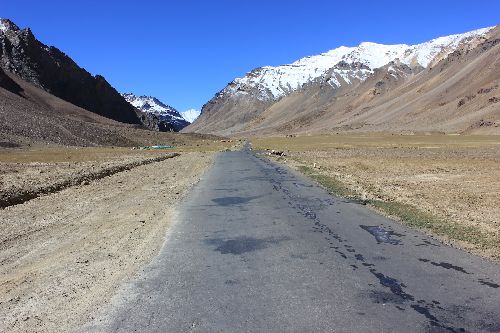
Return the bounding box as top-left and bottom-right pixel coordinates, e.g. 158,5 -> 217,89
135,110 -> 176,132
0,18 -> 140,124
0,67 -> 22,95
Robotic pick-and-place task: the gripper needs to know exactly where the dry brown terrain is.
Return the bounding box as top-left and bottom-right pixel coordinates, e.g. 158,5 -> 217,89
0,147 -> 220,333
0,140 -> 233,208
252,134 -> 500,259
0,69 -> 226,148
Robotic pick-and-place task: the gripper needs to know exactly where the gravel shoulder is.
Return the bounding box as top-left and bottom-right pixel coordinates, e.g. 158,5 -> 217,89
0,151 -> 214,333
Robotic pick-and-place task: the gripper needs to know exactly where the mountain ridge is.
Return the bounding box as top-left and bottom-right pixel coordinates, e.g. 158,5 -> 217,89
122,93 -> 190,131
215,26 -> 493,102
0,18 -> 143,125
185,25 -> 499,136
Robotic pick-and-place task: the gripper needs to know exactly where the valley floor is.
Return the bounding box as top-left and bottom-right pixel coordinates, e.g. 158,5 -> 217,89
252,134 -> 500,259
0,149 -> 214,333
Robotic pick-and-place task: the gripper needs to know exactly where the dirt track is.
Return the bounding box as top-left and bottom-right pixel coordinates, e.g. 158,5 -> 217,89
0,152 -> 213,333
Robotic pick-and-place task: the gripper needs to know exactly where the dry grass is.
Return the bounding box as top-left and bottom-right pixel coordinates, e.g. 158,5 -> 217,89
252,133 -> 500,150
0,138 -> 238,208
253,134 -> 500,259
0,138 -> 235,164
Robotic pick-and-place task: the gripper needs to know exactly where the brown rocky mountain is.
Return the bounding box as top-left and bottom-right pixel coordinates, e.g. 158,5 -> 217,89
0,67 -> 136,147
186,26 -> 500,136
0,18 -> 189,134
0,19 -> 142,125
0,68 -> 218,147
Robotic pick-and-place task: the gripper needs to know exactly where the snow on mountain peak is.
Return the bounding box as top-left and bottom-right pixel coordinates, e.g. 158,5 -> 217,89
0,18 -> 20,32
181,109 -> 201,123
0,19 -> 9,32
406,26 -> 494,67
224,26 -> 494,101
122,93 -> 190,130
122,93 -> 177,115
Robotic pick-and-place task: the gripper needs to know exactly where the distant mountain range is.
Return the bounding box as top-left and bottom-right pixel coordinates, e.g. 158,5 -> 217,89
1,17 -> 498,145
181,109 -> 201,123
186,26 -> 500,135
122,93 -> 190,131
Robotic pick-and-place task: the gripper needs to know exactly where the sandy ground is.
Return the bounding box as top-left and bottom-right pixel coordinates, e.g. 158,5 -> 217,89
252,134 -> 500,259
0,152 -> 214,333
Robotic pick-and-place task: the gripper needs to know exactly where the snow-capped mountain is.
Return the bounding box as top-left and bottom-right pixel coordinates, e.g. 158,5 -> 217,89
181,109 -> 201,123
122,93 -> 190,131
220,27 -> 493,101
186,25 -> 498,136
0,20 -> 9,32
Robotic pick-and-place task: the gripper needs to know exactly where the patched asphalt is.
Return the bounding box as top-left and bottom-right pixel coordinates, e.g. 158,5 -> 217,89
78,147 -> 500,332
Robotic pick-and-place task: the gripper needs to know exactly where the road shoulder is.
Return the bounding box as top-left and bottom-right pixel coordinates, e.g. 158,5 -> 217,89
0,152 -> 214,333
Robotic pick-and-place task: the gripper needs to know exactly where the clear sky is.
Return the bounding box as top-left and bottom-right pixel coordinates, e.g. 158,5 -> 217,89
2,0 -> 499,112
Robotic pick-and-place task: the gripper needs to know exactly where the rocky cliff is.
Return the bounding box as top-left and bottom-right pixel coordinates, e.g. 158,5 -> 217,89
0,18 -> 140,125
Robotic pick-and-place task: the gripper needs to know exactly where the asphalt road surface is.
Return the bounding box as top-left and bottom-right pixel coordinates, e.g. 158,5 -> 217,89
79,147 -> 500,333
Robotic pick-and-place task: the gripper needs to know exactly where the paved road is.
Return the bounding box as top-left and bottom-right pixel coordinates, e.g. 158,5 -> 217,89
79,147 -> 500,332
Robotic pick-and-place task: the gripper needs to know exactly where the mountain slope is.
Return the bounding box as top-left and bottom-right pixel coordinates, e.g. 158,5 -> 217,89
252,28 -> 500,136
0,69 -> 222,147
122,93 -> 190,131
186,26 -> 499,136
0,68 -> 137,146
0,18 -> 140,125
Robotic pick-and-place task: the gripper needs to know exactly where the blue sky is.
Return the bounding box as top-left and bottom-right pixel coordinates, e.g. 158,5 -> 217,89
2,1 -> 499,112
